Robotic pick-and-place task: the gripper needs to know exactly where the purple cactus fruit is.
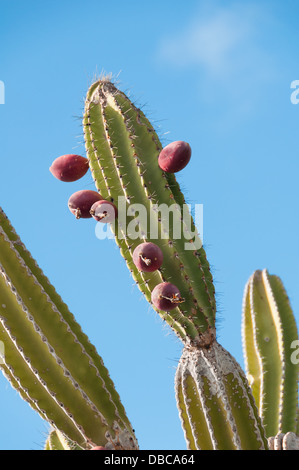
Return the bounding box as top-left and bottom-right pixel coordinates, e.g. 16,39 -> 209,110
133,242 -> 163,272
158,141 -> 191,173
68,190 -> 103,219
50,154 -> 89,182
90,446 -> 108,450
90,200 -> 118,223
151,282 -> 184,311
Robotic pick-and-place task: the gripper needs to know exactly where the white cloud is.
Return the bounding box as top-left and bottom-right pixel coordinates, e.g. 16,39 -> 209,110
157,2 -> 276,119
158,2 -> 274,79
160,6 -> 251,73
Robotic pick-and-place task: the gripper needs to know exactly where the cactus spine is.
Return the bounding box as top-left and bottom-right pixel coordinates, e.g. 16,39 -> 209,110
0,207 -> 138,450
83,78 -> 268,449
242,269 -> 299,437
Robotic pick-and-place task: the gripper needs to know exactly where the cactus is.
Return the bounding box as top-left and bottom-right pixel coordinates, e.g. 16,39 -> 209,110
83,78 -> 216,347
0,76 -> 298,450
242,269 -> 299,438
0,207 -> 138,450
82,78 -> 270,449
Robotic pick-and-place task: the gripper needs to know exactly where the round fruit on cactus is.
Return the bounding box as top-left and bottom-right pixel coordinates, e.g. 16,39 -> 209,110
90,200 -> 118,223
50,154 -> 89,182
151,282 -> 184,311
158,141 -> 191,173
133,242 -> 163,272
68,190 -> 103,219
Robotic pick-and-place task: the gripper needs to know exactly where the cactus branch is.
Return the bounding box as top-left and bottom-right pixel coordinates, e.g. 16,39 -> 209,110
242,269 -> 299,437
83,78 -> 216,346
0,207 -> 138,449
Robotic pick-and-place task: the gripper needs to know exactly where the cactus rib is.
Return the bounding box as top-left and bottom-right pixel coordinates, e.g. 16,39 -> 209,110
242,269 -> 299,437
0,207 -> 137,449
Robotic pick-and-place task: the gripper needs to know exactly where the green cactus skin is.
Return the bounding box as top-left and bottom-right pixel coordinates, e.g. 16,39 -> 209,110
83,78 -> 216,347
175,341 -> 268,450
44,429 -> 83,450
242,269 -> 299,438
0,207 -> 138,450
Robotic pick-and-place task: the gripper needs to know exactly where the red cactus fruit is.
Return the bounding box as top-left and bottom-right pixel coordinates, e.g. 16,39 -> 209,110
90,446 -> 107,450
133,242 -> 163,272
90,200 -> 118,223
50,154 -> 89,182
68,190 -> 102,219
151,282 -> 184,311
158,141 -> 191,173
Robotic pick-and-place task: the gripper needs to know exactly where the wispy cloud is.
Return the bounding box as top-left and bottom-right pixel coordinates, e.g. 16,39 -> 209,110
159,4 -> 253,75
157,2 -> 276,116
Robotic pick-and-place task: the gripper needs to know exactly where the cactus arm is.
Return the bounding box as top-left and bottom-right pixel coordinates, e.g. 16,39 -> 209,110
175,342 -> 268,450
83,79 -> 216,345
241,279 -> 262,410
0,208 -> 132,430
44,430 -> 83,450
0,208 -> 137,449
45,430 -> 68,450
266,273 -> 299,432
242,269 -> 299,436
0,285 -> 86,444
84,92 -> 190,341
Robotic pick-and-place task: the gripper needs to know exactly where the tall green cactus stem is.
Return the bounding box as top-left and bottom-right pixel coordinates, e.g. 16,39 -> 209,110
242,269 -> 299,437
83,78 -> 216,347
0,207 -> 138,450
175,341 -> 268,450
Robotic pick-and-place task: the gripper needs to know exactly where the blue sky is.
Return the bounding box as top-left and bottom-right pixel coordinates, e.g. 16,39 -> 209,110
0,0 -> 299,450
